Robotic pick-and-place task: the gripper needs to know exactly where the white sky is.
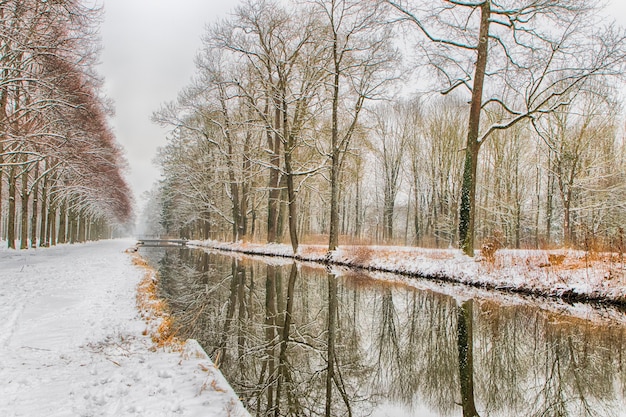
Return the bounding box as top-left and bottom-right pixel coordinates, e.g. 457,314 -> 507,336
99,0 -> 236,207
98,0 -> 626,210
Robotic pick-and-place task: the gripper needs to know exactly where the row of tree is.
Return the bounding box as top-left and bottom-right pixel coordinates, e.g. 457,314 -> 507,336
0,0 -> 133,249
146,0 -> 626,254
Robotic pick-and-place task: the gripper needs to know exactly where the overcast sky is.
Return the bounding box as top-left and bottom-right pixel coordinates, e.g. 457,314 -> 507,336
98,0 -> 626,209
99,0 -> 236,206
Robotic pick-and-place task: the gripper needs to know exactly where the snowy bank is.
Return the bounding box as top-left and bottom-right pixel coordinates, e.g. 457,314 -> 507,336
189,240 -> 626,306
0,239 -> 249,417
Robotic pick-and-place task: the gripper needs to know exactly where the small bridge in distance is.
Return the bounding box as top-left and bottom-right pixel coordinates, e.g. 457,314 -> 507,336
136,236 -> 189,246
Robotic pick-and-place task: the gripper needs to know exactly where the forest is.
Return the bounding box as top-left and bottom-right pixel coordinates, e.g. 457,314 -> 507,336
144,0 -> 626,256
0,0 -> 133,249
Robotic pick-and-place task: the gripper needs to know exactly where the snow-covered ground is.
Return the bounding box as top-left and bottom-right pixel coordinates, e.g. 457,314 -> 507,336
189,240 -> 626,305
2,238 -> 623,416
0,239 -> 249,417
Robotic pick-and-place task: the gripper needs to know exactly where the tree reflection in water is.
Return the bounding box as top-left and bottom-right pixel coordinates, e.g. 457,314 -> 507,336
457,300 -> 479,417
141,248 -> 626,417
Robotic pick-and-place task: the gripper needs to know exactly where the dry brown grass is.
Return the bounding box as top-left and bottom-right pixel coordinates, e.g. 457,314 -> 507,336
548,253 -> 566,266
407,249 -> 455,260
343,246 -> 374,264
300,234 -> 330,245
549,253 -> 598,270
131,251 -> 183,350
481,231 -> 503,266
298,245 -> 327,258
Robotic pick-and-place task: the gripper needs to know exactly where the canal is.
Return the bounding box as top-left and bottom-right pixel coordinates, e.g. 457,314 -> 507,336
140,246 -> 626,417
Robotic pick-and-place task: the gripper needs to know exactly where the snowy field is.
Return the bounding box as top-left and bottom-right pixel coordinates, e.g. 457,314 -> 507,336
0,239 -> 249,417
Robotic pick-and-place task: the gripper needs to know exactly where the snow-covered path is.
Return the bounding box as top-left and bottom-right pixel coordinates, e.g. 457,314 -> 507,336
0,239 -> 248,417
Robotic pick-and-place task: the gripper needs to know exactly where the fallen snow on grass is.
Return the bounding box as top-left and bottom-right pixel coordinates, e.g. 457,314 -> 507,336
189,240 -> 626,305
0,239 -> 249,417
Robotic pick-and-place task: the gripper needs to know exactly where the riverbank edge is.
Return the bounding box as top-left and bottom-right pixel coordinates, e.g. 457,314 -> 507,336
128,248 -> 252,416
186,240 -> 626,308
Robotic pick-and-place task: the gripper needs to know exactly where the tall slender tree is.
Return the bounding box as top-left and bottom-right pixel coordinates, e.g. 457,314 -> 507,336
313,0 -> 398,251
387,0 -> 626,255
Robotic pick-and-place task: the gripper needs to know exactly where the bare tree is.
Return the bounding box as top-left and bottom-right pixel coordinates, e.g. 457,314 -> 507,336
533,84 -> 621,246
369,102 -> 412,241
205,0 -> 330,251
406,96 -> 466,247
313,0 -> 399,251
387,0 -> 626,255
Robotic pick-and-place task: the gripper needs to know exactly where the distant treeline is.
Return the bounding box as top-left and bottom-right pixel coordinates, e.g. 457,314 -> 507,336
144,0 -> 626,253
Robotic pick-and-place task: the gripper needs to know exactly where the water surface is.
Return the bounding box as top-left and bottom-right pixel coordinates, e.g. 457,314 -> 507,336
140,247 -> 626,417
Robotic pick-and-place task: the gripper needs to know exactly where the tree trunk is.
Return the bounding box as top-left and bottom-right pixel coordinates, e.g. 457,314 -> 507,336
7,165 -> 16,249
241,133 -> 251,239
535,164 -> 541,249
19,163 -> 29,249
30,161 -> 39,248
354,166 -> 362,239
48,203 -> 56,246
78,210 -> 86,243
203,212 -> 211,240
284,151 -> 299,253
216,85 -> 242,242
228,167 -> 241,242
457,299 -> 480,417
281,83 -> 299,253
39,172 -> 49,246
459,147 -> 479,254
459,0 -> 490,256
563,197 -> 572,247
341,188 -> 347,236
0,143 -> 3,241
413,177 -> 421,246
404,188 -> 411,245
513,161 -> 521,249
267,103 -> 282,243
68,203 -> 78,243
0,68 -> 7,242
58,198 -> 67,244
546,152 -> 554,245
276,177 -> 287,242
383,187 -> 395,241
514,201 -> 521,249
328,36 -> 341,251
329,151 -> 341,251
